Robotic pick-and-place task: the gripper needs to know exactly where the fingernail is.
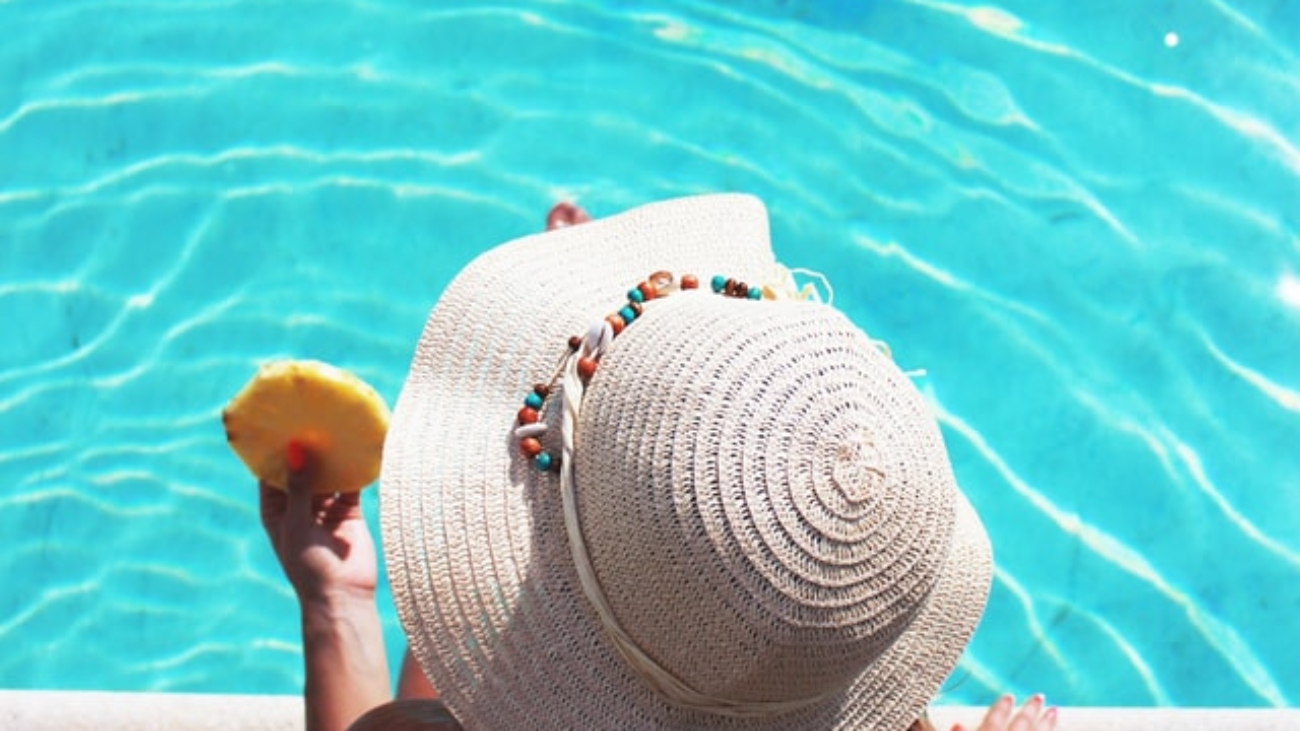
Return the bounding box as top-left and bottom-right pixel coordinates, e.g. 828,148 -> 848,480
1000,694 -> 1015,706
1044,707 -> 1059,728
286,440 -> 307,472
1031,693 -> 1045,705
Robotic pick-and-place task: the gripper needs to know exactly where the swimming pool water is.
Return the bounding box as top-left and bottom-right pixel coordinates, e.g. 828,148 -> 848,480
2,0 -> 1297,708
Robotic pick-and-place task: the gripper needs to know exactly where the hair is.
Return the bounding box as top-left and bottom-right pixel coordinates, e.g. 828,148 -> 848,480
346,700 -> 464,731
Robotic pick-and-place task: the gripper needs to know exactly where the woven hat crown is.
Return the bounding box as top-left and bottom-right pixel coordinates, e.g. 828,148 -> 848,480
572,293 -> 958,705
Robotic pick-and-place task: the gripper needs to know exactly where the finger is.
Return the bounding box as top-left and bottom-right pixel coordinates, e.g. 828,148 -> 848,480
1009,695 -> 1044,731
283,440 -> 316,520
307,487 -> 358,511
977,695 -> 1014,731
318,491 -> 364,526
329,489 -> 364,520
1042,707 -> 1058,731
258,480 -> 287,534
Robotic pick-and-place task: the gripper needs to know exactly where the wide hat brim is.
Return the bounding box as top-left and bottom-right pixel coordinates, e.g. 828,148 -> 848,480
381,194 -> 992,730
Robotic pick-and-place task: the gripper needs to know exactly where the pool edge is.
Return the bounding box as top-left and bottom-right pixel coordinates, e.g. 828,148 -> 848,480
0,690 -> 301,730
928,705 -> 1299,731
2,691 -> 1297,730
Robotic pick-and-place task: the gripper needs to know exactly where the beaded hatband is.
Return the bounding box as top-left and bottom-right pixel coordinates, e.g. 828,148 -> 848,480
513,271 -> 767,472
511,268 -> 852,719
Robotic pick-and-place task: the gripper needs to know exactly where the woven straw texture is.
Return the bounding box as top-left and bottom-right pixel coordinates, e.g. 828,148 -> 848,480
382,194 -> 992,730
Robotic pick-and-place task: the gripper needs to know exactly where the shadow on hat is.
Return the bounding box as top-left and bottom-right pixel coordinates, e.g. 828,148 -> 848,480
381,194 -> 993,730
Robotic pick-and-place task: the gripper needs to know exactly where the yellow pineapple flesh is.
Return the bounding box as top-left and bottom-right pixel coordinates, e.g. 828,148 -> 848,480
222,360 -> 390,494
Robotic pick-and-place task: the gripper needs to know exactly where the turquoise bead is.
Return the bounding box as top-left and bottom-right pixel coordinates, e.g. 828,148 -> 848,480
711,274 -> 726,293
627,288 -> 645,303
619,305 -> 637,323
535,452 -> 553,471
747,286 -> 762,300
525,392 -> 544,410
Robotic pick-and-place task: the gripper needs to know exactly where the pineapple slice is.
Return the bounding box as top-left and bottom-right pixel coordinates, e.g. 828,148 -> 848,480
222,360 -> 389,494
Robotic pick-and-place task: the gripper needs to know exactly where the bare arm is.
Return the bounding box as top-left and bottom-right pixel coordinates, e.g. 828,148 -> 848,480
298,591 -> 391,731
261,456 -> 391,731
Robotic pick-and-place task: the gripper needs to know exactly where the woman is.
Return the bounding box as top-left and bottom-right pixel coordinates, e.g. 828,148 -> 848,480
261,197 -> 1057,731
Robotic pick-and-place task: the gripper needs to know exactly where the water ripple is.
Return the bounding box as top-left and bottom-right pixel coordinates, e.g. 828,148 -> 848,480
2,144 -> 483,204
3,0 -> 1296,704
1064,603 -> 1172,704
0,487 -> 169,520
991,567 -> 1066,669
905,0 -> 1299,174
1159,424 -> 1300,567
937,406 -> 1288,705
1202,332 -> 1300,414
849,230 -> 1053,327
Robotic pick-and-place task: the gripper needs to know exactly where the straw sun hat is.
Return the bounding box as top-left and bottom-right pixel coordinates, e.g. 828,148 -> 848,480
381,194 -> 992,730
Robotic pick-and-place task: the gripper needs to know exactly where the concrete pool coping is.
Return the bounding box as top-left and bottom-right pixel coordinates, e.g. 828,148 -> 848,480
2,692 -> 1298,730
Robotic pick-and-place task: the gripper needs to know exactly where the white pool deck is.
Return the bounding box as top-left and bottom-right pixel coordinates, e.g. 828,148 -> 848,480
1,692 -> 1297,730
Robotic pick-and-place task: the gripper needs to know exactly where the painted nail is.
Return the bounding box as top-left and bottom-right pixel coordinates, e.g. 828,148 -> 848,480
286,439 -> 307,472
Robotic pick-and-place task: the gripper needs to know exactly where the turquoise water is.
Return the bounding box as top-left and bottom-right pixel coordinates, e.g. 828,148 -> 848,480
2,0 -> 1298,708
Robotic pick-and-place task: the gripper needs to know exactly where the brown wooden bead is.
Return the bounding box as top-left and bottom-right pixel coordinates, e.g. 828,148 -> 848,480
649,270 -> 673,289
605,314 -> 625,336
520,437 -> 543,458
629,301 -> 644,317
681,273 -> 699,290
533,383 -> 550,398
577,357 -> 598,381
638,281 -> 657,301
518,407 -> 539,425
568,335 -> 582,351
